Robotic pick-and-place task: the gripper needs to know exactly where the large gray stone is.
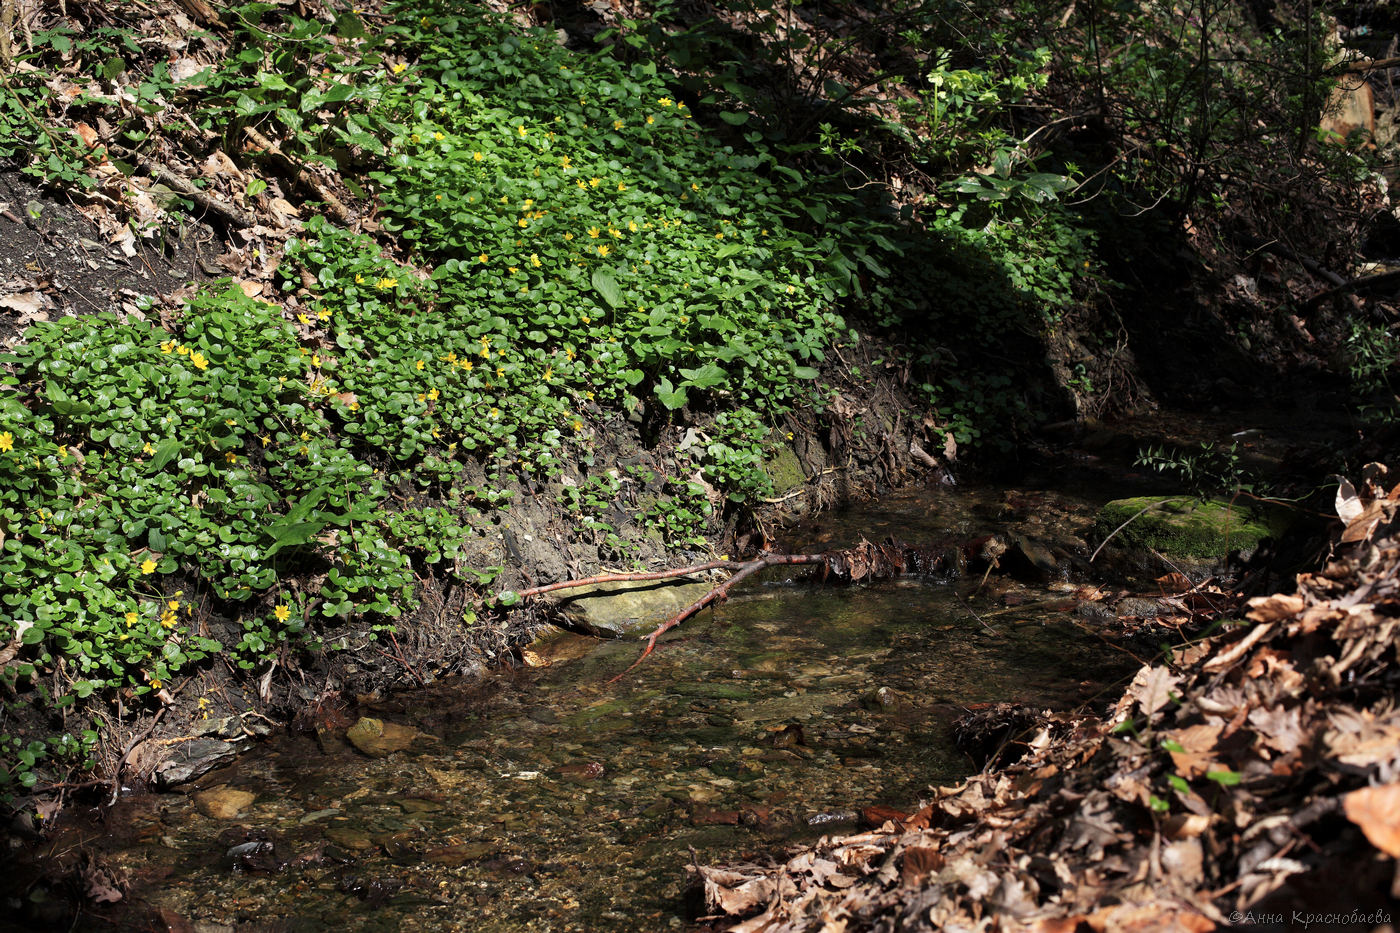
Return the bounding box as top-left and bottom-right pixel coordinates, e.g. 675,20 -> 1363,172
556,577 -> 715,638
153,738 -> 242,787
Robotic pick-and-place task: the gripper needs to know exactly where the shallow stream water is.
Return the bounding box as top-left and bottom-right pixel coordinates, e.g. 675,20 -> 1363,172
37,480 -> 1162,932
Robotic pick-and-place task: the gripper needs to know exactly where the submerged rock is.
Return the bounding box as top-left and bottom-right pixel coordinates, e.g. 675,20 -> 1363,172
556,577 -> 714,638
193,786 -> 256,820
346,717 -> 422,758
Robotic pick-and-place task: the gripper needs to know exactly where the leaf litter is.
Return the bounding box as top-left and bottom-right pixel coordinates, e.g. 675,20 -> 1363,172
696,464 -> 1400,931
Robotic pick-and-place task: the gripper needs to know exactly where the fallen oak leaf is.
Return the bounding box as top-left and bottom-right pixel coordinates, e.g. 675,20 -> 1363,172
1343,783 -> 1400,857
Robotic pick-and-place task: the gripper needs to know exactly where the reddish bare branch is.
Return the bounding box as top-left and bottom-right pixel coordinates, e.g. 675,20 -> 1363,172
512,559 -> 742,600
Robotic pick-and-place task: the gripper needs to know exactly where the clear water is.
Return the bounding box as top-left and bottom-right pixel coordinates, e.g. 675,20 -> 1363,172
71,565 -> 1132,932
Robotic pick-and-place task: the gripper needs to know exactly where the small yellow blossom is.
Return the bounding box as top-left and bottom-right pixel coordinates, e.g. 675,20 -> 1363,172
561,155 -> 572,169
478,253 -> 489,264
517,125 -> 528,137
628,221 -> 638,233
392,62 -> 407,75
190,351 -> 209,370
564,231 -> 575,241
376,276 -> 399,289
160,340 -> 175,354
588,226 -> 600,238
610,227 -> 622,238
428,388 -> 440,402
617,182 -> 627,192
416,359 -> 426,371
300,431 -> 310,442
613,119 -> 624,130
576,179 -> 588,190
496,366 -> 505,378
417,392 -> 426,402
572,419 -> 583,431
433,131 -> 445,141
140,558 -> 157,575
225,451 -> 237,464
355,273 -> 365,284
646,115 -> 654,125
659,97 -> 673,107
543,367 -> 553,382
517,218 -> 528,228
176,344 -> 190,356
597,245 -> 610,257
311,354 -> 321,368
125,611 -> 138,627
589,177 -> 601,188
530,253 -> 542,268
490,408 -> 500,418
297,313 -> 311,325
274,604 -> 290,622
508,266 -> 519,275
445,351 -> 458,363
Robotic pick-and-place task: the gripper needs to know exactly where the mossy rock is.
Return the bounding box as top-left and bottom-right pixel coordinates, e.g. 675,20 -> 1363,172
557,578 -> 714,638
763,445 -> 805,496
1095,496 -> 1291,559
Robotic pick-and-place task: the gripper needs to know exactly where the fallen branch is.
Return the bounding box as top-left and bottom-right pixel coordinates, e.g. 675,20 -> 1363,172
113,148 -> 255,230
242,126 -> 354,225
506,538 -> 958,680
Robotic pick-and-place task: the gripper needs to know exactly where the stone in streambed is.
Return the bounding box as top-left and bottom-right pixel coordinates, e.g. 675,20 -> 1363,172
1095,496 -> 1290,560
193,786 -> 256,819
346,717 -> 422,758
556,578 -> 714,638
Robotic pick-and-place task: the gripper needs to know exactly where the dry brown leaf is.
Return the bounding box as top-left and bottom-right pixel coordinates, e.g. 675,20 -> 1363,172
1167,723 -> 1224,779
1156,573 -> 1194,594
1244,594 -> 1304,623
1343,783 -> 1400,857
1126,666 -> 1182,719
900,846 -> 943,887
700,866 -> 776,915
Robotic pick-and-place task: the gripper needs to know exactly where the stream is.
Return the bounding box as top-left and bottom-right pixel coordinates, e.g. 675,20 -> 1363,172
22,476 -> 1178,933
24,402 -> 1340,933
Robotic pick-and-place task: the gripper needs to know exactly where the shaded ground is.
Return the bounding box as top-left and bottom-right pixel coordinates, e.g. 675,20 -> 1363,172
0,171 -> 218,346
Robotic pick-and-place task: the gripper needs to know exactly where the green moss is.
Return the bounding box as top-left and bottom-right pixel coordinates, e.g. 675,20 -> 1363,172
763,446 -> 806,496
1096,496 -> 1291,559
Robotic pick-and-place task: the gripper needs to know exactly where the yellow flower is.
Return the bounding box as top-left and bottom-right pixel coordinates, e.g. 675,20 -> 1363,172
0,432 -> 13,453
478,253 -> 489,264
317,309 -> 331,322
496,366 -> 505,378
589,177 -> 601,188
300,431 -> 310,441
417,392 -> 426,402
445,351 -> 458,363
433,131 -> 445,141
167,598 -> 180,611
355,273 -> 365,284
160,340 -> 175,354
274,605 -> 290,622
473,151 -> 484,161
659,97 -> 673,107
463,360 -> 473,371
392,62 -> 407,75
190,351 -> 209,370
410,133 -> 420,143
597,245 -> 610,257
225,451 -> 237,464
490,408 -> 500,418
428,388 -> 440,401
311,354 -> 321,368
560,155 -> 572,169
543,367 -> 553,382
517,218 -> 528,228
716,232 -> 724,239
646,115 -> 654,125
628,221 -> 638,232
576,179 -> 587,190
572,419 -> 583,431
415,360 -> 426,371
564,232 -> 574,241
508,266 -> 519,275
613,119 -> 624,130
588,226 -> 600,238
176,344 -> 190,355
297,313 -> 311,325
617,182 -> 627,192
376,276 -> 399,289
517,125 -> 528,137
610,227 -> 622,238
523,199 -> 534,209
530,253 -> 542,268
565,347 -> 576,360
140,558 -> 157,575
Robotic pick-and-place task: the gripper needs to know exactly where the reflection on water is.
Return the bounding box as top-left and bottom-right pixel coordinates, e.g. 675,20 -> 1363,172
88,569 -> 1132,932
